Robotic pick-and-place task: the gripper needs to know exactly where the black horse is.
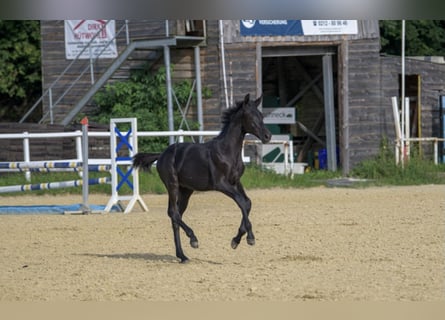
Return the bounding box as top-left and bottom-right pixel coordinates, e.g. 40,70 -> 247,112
133,93 -> 271,262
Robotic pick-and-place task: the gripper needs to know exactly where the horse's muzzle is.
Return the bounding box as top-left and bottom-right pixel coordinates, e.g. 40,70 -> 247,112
261,129 -> 272,144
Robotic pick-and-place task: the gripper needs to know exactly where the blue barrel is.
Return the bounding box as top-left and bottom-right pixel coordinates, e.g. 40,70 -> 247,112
318,148 -> 327,169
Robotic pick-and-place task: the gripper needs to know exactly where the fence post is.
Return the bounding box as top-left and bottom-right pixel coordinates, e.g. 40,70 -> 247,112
23,131 -> 31,182
80,117 -> 91,214
49,87 -> 54,124
178,129 -> 184,143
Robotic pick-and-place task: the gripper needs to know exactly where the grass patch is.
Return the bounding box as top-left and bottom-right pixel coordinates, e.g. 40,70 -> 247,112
241,165 -> 341,189
351,138 -> 445,186
0,165 -> 342,197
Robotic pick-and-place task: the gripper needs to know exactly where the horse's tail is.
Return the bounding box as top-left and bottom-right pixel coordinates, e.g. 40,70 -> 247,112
132,153 -> 160,173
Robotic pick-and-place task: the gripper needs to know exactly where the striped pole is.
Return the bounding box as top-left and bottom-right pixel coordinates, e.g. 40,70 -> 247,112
0,164 -> 110,173
0,161 -> 84,170
0,177 -> 110,194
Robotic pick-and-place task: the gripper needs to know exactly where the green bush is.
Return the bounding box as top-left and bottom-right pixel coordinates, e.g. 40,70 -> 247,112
91,65 -> 202,152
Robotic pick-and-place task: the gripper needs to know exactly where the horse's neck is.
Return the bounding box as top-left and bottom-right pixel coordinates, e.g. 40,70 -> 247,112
216,123 -> 245,156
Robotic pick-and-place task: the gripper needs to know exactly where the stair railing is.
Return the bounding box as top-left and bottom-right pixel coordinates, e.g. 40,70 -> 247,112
20,20 -> 130,124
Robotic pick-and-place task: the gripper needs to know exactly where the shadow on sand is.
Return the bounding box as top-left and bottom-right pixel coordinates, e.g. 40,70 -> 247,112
80,252 -> 223,265
81,252 -> 178,263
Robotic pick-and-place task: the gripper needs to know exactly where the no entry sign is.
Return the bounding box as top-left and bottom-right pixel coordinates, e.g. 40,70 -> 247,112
64,20 -> 117,60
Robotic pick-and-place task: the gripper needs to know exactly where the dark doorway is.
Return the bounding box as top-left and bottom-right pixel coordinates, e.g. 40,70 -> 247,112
261,46 -> 339,170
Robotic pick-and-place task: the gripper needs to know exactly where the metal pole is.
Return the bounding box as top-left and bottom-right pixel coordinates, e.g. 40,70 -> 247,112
164,45 -> 175,145
401,20 -> 406,166
125,20 -> 130,45
89,47 -> 95,84
81,117 -> 91,214
219,20 -> 229,109
323,54 -> 337,171
194,45 -> 204,142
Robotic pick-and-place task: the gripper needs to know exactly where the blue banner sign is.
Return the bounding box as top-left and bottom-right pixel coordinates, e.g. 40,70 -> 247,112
240,20 -> 303,36
240,20 -> 358,36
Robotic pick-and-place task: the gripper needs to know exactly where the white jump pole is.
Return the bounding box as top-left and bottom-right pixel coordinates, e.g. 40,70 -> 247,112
405,97 -> 410,160
391,96 -> 402,165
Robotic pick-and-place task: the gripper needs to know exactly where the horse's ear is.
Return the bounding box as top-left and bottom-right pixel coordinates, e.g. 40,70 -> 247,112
243,93 -> 250,105
254,94 -> 263,108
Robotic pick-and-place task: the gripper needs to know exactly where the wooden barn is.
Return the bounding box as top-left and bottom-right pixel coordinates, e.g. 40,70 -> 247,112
26,20 -> 445,174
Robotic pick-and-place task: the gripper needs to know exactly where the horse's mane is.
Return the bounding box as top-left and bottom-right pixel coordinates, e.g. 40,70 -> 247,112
220,100 -> 243,131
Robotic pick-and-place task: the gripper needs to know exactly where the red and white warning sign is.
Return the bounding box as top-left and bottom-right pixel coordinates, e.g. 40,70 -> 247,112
64,20 -> 117,60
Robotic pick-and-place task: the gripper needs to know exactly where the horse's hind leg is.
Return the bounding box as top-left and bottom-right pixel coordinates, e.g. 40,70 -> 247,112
166,186 -> 199,263
178,187 -> 198,249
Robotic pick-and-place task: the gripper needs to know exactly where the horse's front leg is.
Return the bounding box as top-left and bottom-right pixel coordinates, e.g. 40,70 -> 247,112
231,196 -> 254,249
168,209 -> 188,263
220,182 -> 254,249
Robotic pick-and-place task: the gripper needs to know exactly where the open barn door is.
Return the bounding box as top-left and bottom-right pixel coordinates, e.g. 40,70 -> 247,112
260,46 -> 339,171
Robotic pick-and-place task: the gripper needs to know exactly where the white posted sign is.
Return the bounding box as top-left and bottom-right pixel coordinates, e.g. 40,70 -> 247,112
301,20 -> 358,35
64,20 -> 118,60
263,107 -> 296,124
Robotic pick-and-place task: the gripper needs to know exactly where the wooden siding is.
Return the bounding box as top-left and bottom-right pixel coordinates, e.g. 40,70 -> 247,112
347,38 -> 386,167
36,20 -> 445,171
380,56 -> 445,156
39,20 -> 201,124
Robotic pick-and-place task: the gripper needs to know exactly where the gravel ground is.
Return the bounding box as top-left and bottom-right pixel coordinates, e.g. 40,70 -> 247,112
0,185 -> 443,301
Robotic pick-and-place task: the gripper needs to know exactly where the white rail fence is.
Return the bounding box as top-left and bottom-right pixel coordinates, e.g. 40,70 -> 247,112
0,129 -> 295,180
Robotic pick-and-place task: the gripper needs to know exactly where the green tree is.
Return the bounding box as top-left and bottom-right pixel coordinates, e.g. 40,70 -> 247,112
380,20 -> 445,56
0,20 -> 42,122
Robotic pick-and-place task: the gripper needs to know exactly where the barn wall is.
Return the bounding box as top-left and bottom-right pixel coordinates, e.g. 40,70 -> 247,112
379,56 -> 445,155
347,46 -> 445,168
347,37 -> 389,167
37,20 -> 445,171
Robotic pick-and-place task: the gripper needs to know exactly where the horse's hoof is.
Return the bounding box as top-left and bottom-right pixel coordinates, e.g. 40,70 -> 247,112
247,237 -> 255,246
231,239 -> 239,249
190,240 -> 199,249
179,257 -> 190,264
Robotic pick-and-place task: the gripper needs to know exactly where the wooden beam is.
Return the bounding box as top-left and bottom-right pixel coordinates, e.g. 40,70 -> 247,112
284,73 -> 322,108
297,114 -> 325,162
296,121 -> 325,146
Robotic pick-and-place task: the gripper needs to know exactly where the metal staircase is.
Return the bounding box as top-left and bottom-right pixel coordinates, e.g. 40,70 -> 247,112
20,20 -> 205,132
60,38 -> 177,126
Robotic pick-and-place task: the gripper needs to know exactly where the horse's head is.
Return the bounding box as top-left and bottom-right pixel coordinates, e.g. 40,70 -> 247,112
241,94 -> 272,144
